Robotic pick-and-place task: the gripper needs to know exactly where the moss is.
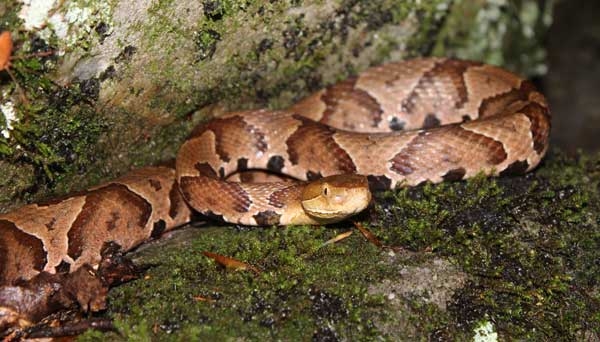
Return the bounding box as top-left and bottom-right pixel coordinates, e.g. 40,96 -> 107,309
0,2 -> 21,32
74,151 -> 600,340
1,1 -> 578,339
78,225 -> 393,340
370,150 -> 600,339
131,0 -> 463,117
0,1 -> 127,207
193,28 -> 221,61
0,32 -> 109,205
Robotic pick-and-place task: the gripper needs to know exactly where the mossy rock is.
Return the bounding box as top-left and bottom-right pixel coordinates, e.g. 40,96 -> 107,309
0,0 -> 552,210
74,150 -> 600,340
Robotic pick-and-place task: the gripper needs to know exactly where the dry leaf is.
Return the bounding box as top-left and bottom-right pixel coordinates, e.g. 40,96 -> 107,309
202,251 -> 261,274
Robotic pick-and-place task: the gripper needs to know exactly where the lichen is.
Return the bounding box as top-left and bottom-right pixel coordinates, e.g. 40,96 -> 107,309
432,0 -> 555,75
20,0 -> 115,50
473,320 -> 498,342
0,99 -> 16,138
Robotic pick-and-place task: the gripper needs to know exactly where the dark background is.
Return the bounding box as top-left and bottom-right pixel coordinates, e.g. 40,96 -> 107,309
544,0 -> 600,153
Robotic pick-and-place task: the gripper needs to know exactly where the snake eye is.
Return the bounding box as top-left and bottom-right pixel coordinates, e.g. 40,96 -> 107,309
322,185 -> 329,196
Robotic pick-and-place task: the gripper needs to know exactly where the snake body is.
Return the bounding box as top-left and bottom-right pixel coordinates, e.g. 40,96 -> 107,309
177,58 -> 550,225
0,58 -> 550,330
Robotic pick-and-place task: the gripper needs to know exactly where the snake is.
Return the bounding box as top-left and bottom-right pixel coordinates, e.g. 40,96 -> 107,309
0,58 -> 550,331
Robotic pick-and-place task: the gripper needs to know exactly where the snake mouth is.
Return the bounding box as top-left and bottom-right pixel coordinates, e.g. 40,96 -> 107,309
301,186 -> 372,221
306,205 -> 366,218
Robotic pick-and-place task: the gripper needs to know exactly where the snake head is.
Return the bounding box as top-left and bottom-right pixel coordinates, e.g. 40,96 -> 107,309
300,174 -> 371,223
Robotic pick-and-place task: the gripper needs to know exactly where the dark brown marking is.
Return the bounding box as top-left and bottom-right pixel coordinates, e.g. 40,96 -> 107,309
517,81 -> 550,154
499,160 -> 529,176
423,114 -> 441,129
237,158 -> 249,171
0,219 -> 47,283
151,219 -> 167,238
287,115 -> 356,174
401,59 -> 480,115
169,181 -> 184,219
320,78 -> 383,128
519,102 -> 551,155
267,155 -> 285,173
67,184 -> 152,261
253,211 -> 281,226
148,179 -> 162,191
55,260 -> 71,273
195,162 -> 218,178
478,80 -> 546,118
389,117 -> 405,131
442,167 -> 466,181
219,181 -> 252,213
189,115 -> 267,162
477,80 -> 549,155
106,211 -> 120,231
45,217 -> 58,230
268,187 -> 291,208
306,171 -> 322,181
478,87 -> 527,118
366,175 -> 392,190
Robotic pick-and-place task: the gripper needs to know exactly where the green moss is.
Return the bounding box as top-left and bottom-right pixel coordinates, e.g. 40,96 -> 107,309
130,0 -> 465,121
193,28 -> 221,61
78,226 -> 393,340
0,33 -> 108,202
0,2 -> 21,32
2,2 -> 580,338
369,150 -> 600,339
1,2 -> 568,336
75,152 -> 600,340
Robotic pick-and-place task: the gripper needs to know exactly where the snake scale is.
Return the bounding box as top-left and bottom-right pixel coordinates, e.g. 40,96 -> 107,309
0,58 -> 550,331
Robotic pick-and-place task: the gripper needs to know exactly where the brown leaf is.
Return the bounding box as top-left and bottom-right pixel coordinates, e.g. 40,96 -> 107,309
202,251 -> 261,274
320,230 -> 353,247
354,221 -> 383,248
192,295 -> 216,303
0,31 -> 13,71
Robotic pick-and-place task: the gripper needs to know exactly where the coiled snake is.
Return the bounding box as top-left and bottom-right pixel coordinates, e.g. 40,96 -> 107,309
0,58 -> 550,331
